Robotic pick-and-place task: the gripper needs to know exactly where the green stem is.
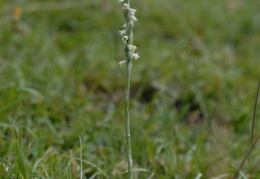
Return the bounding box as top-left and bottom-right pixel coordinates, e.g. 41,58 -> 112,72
124,1 -> 134,178
251,81 -> 260,144
233,135 -> 260,178
125,58 -> 133,179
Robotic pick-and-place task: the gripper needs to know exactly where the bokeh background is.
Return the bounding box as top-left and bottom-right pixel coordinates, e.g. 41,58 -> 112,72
0,0 -> 260,178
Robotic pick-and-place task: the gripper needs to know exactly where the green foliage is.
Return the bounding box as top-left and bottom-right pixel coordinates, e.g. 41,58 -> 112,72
0,0 -> 260,178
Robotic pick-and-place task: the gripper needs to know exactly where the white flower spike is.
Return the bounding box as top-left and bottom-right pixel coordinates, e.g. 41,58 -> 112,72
118,0 -> 125,3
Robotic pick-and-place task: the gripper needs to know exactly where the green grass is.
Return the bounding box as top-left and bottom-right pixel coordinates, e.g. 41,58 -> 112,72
0,0 -> 260,178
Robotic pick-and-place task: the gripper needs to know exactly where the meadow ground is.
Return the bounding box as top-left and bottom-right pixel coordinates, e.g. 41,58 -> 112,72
0,0 -> 260,178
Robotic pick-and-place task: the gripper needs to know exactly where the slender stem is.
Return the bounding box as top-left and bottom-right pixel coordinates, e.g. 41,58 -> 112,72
233,135 -> 260,178
233,81 -> 260,178
79,136 -> 83,179
251,81 -> 260,144
121,1 -> 136,178
125,0 -> 133,176
125,58 -> 133,179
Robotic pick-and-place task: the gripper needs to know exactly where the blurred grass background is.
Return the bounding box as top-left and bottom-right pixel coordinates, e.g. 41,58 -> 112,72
0,0 -> 260,178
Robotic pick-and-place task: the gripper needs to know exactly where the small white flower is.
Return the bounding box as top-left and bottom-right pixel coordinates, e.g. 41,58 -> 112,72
132,53 -> 139,60
129,8 -> 136,15
129,45 -> 137,52
119,29 -> 127,36
118,0 -> 125,3
119,60 -> 126,65
122,36 -> 128,43
3,163 -> 9,172
130,15 -> 137,22
123,3 -> 129,9
122,23 -> 127,28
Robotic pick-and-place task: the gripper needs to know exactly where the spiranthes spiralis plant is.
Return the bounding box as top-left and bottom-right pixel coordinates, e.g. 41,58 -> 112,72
118,0 -> 139,179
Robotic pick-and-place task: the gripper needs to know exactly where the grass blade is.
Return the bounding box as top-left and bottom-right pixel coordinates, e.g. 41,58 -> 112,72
233,81 -> 260,178
79,136 -> 83,179
251,80 -> 260,144
12,126 -> 28,179
233,135 -> 260,178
